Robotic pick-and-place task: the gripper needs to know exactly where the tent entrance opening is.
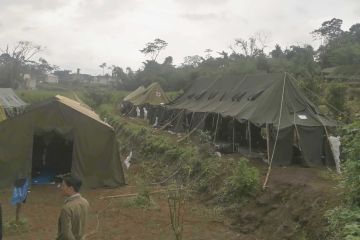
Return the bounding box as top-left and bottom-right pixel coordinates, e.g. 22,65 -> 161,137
31,130 -> 73,184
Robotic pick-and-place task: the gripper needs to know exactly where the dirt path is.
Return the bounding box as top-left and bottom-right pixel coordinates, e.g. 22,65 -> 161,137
0,185 -> 243,240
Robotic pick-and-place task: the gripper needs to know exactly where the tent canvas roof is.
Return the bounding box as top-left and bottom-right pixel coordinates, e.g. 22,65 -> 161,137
0,88 -> 27,109
168,73 -> 335,129
128,82 -> 170,106
123,86 -> 146,102
0,95 -> 125,188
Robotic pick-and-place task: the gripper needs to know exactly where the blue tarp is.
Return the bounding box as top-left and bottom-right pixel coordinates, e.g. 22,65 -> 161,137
11,178 -> 29,205
32,170 -> 56,185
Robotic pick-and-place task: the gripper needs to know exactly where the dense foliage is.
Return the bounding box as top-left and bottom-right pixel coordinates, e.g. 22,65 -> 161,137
326,120 -> 360,239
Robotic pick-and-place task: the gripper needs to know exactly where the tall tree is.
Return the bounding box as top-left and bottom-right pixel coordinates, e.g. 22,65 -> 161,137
182,55 -> 203,67
0,41 -> 43,88
140,38 -> 168,61
99,62 -> 107,75
312,18 -> 344,42
270,44 -> 284,58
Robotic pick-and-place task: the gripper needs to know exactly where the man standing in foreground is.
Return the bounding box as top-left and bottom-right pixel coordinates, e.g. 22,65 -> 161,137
57,176 -> 89,240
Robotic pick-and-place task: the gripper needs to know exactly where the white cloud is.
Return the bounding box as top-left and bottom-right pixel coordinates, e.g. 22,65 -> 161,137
0,0 -> 359,75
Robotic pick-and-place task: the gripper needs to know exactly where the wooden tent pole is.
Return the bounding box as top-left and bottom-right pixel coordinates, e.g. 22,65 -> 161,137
248,121 -> 252,153
266,123 -> 270,164
212,114 -> 215,129
177,113 -> 208,143
232,117 -> 235,152
263,72 -> 287,189
160,109 -> 184,130
213,113 -> 220,144
188,112 -> 195,131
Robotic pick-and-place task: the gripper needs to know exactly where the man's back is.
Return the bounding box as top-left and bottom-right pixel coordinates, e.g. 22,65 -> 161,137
57,194 -> 89,240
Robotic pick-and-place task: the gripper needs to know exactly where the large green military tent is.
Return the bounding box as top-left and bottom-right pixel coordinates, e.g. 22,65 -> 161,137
158,72 -> 336,166
0,95 -> 125,188
0,88 -> 28,121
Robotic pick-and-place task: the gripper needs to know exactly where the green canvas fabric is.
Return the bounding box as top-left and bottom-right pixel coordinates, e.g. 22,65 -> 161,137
0,95 -> 125,188
164,72 -> 336,166
0,88 -> 28,118
123,86 -> 145,102
128,82 -> 170,106
168,73 -> 335,128
0,105 -> 6,122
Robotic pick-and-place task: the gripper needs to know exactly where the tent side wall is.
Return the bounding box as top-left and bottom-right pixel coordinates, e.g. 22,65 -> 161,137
0,99 -> 125,188
58,102 -> 125,187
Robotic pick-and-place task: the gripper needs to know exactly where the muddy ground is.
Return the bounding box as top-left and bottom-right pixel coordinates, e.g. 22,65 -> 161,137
0,166 -> 339,240
0,185 -> 245,240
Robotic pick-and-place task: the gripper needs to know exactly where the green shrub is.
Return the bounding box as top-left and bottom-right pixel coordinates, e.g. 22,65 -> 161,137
326,207 -> 360,240
218,159 -> 260,204
4,219 -> 28,235
119,179 -> 154,209
326,120 -> 360,239
341,120 -> 360,205
325,83 -> 348,116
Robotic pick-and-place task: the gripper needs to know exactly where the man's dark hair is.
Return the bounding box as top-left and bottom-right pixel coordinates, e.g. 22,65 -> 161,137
63,176 -> 82,192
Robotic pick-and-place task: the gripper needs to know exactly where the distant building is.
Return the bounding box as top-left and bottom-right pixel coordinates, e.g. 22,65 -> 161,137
24,74 -> 37,89
92,75 -> 114,85
53,70 -> 72,84
71,73 -> 94,84
45,74 -> 59,84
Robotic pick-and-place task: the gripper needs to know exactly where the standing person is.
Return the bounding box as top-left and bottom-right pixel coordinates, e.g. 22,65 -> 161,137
57,176 -> 89,240
11,176 -> 29,223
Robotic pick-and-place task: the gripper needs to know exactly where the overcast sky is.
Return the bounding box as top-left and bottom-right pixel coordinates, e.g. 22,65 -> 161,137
1,0 -> 359,75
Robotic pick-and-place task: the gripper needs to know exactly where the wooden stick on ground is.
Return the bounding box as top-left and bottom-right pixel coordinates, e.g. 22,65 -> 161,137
99,188 -> 191,200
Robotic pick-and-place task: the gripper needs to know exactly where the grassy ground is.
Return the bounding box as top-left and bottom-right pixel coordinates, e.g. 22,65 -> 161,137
0,185 -> 243,240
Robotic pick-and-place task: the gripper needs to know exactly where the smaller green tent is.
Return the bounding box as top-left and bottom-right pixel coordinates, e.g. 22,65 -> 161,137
0,88 -> 27,120
0,105 -> 6,122
123,86 -> 145,102
127,82 -> 170,106
0,95 -> 125,188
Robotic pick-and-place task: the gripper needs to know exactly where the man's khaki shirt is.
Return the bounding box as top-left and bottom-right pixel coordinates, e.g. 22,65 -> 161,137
56,193 -> 89,240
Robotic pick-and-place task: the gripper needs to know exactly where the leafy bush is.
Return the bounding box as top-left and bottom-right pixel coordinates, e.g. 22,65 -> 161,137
326,207 -> 360,240
325,83 -> 348,116
4,219 -> 28,235
341,120 -> 360,205
326,120 -> 360,239
219,159 -> 260,203
119,179 -> 154,209
82,89 -> 112,108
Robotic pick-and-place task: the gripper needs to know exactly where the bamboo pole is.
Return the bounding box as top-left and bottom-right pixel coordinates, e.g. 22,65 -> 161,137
266,123 -> 270,164
248,121 -> 252,153
232,118 -> 235,152
213,113 -> 220,144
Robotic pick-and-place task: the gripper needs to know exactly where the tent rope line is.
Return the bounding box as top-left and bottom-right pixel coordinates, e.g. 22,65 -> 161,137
159,109 -> 185,130
213,113 -> 220,144
188,112 -> 196,133
287,73 -> 349,121
177,113 -> 209,143
287,73 -> 338,171
287,88 -> 303,153
232,117 -> 235,152
124,104 -> 136,117
262,72 -> 287,189
84,198 -> 114,238
313,107 -> 339,173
